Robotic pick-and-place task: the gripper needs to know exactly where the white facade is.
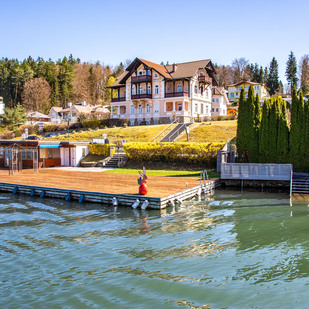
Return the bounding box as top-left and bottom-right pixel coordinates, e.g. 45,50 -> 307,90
60,145 -> 89,167
0,97 -> 5,115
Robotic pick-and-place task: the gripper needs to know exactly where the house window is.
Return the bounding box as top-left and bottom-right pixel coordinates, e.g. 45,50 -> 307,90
206,106 -> 209,113
236,92 -> 239,97
201,104 -> 204,114
0,147 -> 3,158
132,86 -> 135,95
147,70 -> 151,76
178,103 -> 182,111
212,98 -> 214,102
216,98 -> 219,103
26,150 -> 32,159
146,104 -> 150,113
154,119 -> 159,124
138,104 -> 142,114
230,93 -> 234,98
154,85 -> 159,94
177,84 -> 182,92
131,105 -> 135,114
201,85 -> 204,95
154,73 -> 158,78
139,86 -> 143,94
216,108 -> 219,112
195,85 -> 198,94
154,102 -> 159,113
147,85 -> 151,94
195,104 -> 198,113
238,86 -> 241,91
138,71 -> 143,76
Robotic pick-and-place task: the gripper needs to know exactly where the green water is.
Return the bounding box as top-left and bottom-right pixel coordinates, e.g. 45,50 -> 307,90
0,190 -> 309,308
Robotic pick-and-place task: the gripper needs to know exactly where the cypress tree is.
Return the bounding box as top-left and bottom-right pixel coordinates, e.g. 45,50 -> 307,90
236,88 -> 247,162
245,85 -> 256,162
253,93 -> 261,162
302,101 -> 309,172
259,99 -> 271,162
269,98 -> 280,162
290,87 -> 304,169
277,98 -> 289,163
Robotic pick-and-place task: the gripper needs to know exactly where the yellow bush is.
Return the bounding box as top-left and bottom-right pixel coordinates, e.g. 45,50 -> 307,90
88,144 -> 115,156
123,142 -> 224,166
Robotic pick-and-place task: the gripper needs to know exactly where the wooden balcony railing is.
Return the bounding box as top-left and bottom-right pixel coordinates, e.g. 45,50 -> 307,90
111,97 -> 126,102
131,75 -> 152,83
131,93 -> 152,99
165,91 -> 189,98
198,75 -> 212,83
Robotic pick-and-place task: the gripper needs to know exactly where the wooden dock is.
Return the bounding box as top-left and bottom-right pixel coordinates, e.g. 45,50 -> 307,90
0,169 -> 219,209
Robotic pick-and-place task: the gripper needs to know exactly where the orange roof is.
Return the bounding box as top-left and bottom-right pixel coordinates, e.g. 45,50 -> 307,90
138,58 -> 171,78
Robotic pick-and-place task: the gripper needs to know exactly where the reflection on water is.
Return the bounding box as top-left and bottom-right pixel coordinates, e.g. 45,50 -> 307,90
0,190 -> 309,308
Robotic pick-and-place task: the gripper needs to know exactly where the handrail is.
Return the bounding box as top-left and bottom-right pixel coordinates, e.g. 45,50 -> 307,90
290,168 -> 293,198
152,118 -> 179,142
166,123 -> 185,142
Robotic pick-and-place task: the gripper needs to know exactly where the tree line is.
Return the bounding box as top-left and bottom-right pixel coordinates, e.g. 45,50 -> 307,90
237,85 -> 309,171
215,52 -> 309,97
0,55 -> 126,114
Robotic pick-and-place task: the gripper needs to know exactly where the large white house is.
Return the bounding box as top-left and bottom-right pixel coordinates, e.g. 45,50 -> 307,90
109,58 -> 218,125
211,87 -> 229,116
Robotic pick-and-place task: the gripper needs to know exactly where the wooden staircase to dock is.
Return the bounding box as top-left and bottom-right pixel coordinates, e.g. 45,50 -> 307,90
292,173 -> 309,195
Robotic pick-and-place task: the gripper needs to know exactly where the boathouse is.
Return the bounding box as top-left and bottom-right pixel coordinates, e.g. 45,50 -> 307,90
0,140 -> 89,169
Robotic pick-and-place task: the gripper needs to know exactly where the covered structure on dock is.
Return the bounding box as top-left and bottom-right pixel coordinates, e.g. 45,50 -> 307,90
0,140 -> 89,169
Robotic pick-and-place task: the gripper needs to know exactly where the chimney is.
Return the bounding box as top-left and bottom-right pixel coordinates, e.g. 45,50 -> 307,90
81,101 -> 86,106
68,102 -> 72,108
172,63 -> 177,72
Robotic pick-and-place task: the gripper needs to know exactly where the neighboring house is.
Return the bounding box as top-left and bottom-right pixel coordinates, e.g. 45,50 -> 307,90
227,81 -> 270,102
48,101 -> 110,123
109,57 -> 217,125
27,111 -> 51,125
211,87 -> 229,116
0,97 -> 4,115
49,107 -> 63,124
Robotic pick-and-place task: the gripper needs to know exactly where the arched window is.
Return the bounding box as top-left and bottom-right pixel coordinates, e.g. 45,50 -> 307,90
132,86 -> 135,95
155,85 -> 159,95
131,105 -> 135,114
138,104 -> 142,114
139,86 -> 143,94
146,104 -> 150,113
147,85 -> 151,94
194,85 -> 198,94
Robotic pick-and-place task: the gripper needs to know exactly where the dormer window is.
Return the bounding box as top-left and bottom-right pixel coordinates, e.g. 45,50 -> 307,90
147,70 -> 151,76
138,71 -> 143,76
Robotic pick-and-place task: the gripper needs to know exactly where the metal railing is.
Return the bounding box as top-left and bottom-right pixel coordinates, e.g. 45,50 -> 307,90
152,118 -> 179,142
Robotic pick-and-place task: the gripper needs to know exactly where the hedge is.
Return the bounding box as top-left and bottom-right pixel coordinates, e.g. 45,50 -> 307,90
88,144 -> 115,156
123,142 -> 224,166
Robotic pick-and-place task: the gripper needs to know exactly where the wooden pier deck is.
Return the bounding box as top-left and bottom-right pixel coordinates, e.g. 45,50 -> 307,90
0,168 -> 218,209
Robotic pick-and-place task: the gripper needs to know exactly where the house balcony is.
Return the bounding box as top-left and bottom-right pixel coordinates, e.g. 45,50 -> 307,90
131,93 -> 152,100
131,75 -> 152,83
165,91 -> 189,98
198,76 -> 212,83
111,96 -> 126,103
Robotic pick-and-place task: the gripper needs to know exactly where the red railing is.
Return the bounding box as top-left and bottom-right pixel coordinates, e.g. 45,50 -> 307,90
131,93 -> 152,99
131,75 -> 152,83
165,91 -> 189,98
111,97 -> 126,102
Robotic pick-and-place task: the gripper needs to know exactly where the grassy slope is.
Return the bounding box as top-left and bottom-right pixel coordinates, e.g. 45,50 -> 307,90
176,120 -> 237,143
51,124 -> 177,142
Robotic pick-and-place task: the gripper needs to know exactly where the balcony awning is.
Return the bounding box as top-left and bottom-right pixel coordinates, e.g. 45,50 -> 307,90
39,144 -> 61,148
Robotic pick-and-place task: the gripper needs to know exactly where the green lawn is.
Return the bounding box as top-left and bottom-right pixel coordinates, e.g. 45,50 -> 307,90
104,168 -> 219,178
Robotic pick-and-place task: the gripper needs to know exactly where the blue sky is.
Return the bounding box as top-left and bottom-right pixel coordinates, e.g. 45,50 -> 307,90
1,0 -> 308,84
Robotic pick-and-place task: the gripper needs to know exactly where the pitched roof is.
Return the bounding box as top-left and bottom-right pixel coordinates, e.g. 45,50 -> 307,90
227,81 -> 265,87
27,111 -> 50,119
50,106 -> 63,112
111,58 -> 216,87
165,59 -> 212,79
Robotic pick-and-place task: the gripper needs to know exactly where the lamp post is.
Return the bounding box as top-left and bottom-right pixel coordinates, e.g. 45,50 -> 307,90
67,117 -> 71,142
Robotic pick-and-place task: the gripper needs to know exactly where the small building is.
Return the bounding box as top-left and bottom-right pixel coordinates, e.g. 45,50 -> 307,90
48,107 -> 63,124
227,81 -> 270,103
0,141 -> 89,169
27,111 -> 51,125
211,87 -> 229,116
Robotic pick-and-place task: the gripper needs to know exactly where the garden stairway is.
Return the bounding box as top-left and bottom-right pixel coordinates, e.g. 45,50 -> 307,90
159,123 -> 191,142
103,148 -> 127,168
292,173 -> 309,195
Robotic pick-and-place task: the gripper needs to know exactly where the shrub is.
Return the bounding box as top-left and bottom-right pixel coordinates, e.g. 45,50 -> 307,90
0,129 -> 13,139
123,142 -> 224,167
88,144 -> 115,156
13,129 -> 22,137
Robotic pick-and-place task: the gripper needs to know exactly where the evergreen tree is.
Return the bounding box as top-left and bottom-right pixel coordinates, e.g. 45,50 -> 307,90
267,57 -> 279,96
236,86 -> 256,162
259,99 -> 271,162
289,86 -> 304,168
300,55 -> 309,97
302,101 -> 309,171
253,94 -> 261,162
285,51 -> 298,93
2,103 -> 27,129
277,98 -> 289,163
269,98 -> 280,162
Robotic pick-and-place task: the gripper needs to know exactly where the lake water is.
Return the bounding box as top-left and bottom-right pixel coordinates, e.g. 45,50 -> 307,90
1,190 -> 309,309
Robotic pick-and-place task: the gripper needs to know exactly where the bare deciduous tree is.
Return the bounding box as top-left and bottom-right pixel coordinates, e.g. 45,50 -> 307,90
231,58 -> 251,83
21,77 -> 51,113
